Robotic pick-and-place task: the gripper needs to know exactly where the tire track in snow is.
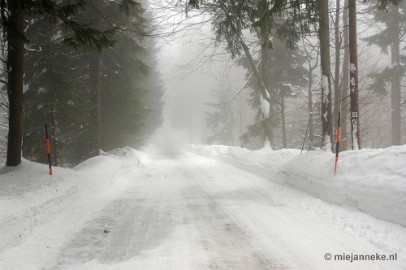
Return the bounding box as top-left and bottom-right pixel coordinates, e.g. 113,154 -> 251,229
47,156 -> 285,270
175,155 -> 405,270
178,166 -> 284,270
43,153 -> 406,270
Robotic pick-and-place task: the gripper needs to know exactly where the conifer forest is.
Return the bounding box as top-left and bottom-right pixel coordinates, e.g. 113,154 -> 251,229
0,0 -> 404,165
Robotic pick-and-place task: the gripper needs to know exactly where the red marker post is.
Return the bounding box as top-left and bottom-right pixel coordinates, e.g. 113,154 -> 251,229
44,124 -> 53,175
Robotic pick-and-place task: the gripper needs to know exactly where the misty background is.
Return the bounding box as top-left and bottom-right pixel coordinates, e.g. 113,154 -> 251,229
0,0 -> 405,166
153,1 -> 403,149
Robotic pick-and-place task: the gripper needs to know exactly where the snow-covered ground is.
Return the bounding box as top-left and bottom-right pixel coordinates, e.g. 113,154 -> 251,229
191,144 -> 406,226
0,145 -> 405,269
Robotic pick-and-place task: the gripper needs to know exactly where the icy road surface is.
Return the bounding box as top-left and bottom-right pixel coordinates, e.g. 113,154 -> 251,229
3,151 -> 406,270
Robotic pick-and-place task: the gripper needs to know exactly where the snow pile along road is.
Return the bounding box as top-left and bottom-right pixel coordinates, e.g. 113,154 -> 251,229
0,146 -> 405,270
0,148 -> 143,256
190,145 -> 406,227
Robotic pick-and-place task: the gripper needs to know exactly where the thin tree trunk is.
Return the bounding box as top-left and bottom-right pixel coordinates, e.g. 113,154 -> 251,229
317,0 -> 333,150
333,0 -> 341,149
6,0 -> 25,166
50,100 -> 58,166
349,0 -> 361,149
281,93 -> 287,148
89,53 -> 101,156
391,6 -> 401,146
234,98 -> 244,146
341,0 -> 349,151
307,72 -> 314,146
240,38 -> 270,103
303,39 -> 318,150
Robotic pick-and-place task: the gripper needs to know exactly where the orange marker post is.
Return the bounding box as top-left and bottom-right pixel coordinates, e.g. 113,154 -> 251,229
44,124 -> 53,175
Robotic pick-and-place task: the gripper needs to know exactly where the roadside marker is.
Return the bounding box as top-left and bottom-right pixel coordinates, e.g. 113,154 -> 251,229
44,124 -> 53,175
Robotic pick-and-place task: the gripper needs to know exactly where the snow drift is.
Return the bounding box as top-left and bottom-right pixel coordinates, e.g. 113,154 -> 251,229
191,144 -> 406,227
0,148 -> 143,253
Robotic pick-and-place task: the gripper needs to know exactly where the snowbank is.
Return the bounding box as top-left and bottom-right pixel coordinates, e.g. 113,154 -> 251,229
0,148 -> 143,253
190,144 -> 406,227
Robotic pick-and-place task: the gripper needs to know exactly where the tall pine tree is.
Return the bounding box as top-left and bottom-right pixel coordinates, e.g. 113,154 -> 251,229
365,1 -> 406,145
23,1 -> 163,166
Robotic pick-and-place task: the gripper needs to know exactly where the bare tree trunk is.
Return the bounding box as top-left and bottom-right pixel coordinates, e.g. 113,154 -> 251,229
50,99 -> 58,166
6,0 -> 25,166
333,0 -> 341,149
240,38 -> 273,148
317,0 -> 333,150
303,39 -> 319,149
341,0 -> 349,151
240,39 -> 270,103
391,6 -> 401,146
281,94 -> 287,148
234,98 -> 245,147
349,0 -> 361,149
308,75 -> 314,145
89,53 -> 101,156
260,33 -> 275,148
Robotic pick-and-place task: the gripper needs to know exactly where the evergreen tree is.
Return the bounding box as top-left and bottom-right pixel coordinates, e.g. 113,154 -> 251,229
365,1 -> 406,145
205,82 -> 237,145
99,34 -> 164,151
206,0 -> 316,148
240,39 -> 307,149
22,1 -> 163,166
23,18 -> 103,165
1,0 -> 134,166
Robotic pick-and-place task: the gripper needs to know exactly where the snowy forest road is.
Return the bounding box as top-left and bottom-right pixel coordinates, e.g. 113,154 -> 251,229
5,150 -> 405,270
50,153 -> 282,270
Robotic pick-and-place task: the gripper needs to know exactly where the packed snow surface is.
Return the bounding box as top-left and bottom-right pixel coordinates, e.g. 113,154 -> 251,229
0,145 -> 405,270
192,144 -> 406,226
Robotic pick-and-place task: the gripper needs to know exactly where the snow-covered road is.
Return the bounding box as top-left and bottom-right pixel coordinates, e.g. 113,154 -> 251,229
2,150 -> 406,269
